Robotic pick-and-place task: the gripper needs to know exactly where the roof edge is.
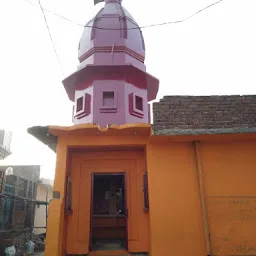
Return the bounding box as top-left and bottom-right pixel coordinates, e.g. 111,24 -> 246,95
153,127 -> 256,136
48,123 -> 151,135
27,124 -> 152,152
28,125 -> 256,152
27,126 -> 58,152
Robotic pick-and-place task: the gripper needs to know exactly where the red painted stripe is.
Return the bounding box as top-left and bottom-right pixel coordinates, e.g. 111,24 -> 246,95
79,46 -> 145,63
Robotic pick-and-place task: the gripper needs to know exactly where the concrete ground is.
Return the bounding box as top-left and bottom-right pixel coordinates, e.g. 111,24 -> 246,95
35,253 -> 44,256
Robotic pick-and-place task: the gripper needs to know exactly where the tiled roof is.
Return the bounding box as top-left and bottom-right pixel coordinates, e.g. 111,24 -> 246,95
153,95 -> 256,133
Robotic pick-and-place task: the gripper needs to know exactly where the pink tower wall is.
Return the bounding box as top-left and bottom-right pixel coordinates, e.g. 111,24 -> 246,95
73,80 -> 148,126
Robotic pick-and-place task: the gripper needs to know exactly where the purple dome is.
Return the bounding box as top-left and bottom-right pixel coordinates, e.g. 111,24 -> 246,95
78,0 -> 146,71
63,0 -> 159,127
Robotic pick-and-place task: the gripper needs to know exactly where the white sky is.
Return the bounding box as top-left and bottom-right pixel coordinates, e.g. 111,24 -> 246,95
0,0 -> 255,179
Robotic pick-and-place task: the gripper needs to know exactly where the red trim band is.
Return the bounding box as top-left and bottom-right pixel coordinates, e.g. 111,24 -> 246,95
79,46 -> 145,63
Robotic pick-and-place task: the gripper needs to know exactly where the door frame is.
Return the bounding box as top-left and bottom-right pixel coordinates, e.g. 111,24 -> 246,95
89,171 -> 128,251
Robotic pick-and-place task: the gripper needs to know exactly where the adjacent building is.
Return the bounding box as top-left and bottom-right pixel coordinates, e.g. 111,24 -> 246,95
0,165 -> 40,232
34,178 -> 53,235
0,130 -> 12,160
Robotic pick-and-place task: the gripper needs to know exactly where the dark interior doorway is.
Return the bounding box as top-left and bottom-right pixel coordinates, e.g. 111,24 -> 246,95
90,173 -> 127,251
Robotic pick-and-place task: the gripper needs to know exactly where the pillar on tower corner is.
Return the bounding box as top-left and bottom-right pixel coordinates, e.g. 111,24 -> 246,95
63,0 -> 159,127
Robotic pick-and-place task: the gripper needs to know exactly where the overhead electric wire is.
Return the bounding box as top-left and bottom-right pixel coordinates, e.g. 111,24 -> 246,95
23,0 -> 85,27
22,0 -> 223,77
138,0 -> 223,29
23,0 -> 223,30
37,0 -> 64,74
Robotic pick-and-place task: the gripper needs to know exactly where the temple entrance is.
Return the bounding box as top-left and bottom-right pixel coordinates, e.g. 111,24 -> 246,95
90,173 -> 127,251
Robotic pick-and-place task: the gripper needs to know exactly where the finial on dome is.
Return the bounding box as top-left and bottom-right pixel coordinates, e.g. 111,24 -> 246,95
94,0 -> 103,5
94,0 -> 122,5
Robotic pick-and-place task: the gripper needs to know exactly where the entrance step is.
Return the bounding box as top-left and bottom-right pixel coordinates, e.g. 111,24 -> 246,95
89,250 -> 128,256
89,252 -> 148,256
92,239 -> 126,251
90,254 -> 129,256
93,242 -> 124,250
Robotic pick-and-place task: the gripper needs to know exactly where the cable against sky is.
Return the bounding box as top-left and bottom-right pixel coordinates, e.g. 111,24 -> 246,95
25,0 -> 223,77
23,0 -> 223,30
37,0 -> 63,74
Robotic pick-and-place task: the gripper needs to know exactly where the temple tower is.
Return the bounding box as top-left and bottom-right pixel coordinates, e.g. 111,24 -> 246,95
63,0 -> 159,127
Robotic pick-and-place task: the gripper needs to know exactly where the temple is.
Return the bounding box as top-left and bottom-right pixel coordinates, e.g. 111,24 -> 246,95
28,1 -> 256,256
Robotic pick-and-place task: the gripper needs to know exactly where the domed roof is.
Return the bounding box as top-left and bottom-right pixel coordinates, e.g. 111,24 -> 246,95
78,0 -> 146,71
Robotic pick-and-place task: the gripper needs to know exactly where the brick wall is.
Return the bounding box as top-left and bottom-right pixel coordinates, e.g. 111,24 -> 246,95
153,95 -> 256,131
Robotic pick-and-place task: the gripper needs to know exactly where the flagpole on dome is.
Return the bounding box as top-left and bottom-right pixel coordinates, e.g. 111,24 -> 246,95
94,0 -> 122,5
94,0 -> 104,5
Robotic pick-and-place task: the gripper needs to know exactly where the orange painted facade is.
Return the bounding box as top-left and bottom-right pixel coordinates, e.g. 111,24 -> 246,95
147,137 -> 256,256
147,142 -> 207,256
44,124 -> 256,256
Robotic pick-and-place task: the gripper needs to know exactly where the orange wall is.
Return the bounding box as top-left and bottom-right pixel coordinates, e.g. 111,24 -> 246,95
45,140 -> 67,256
147,139 -> 256,256
65,150 -> 149,255
147,142 -> 206,256
45,127 -> 256,256
200,140 -> 256,255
